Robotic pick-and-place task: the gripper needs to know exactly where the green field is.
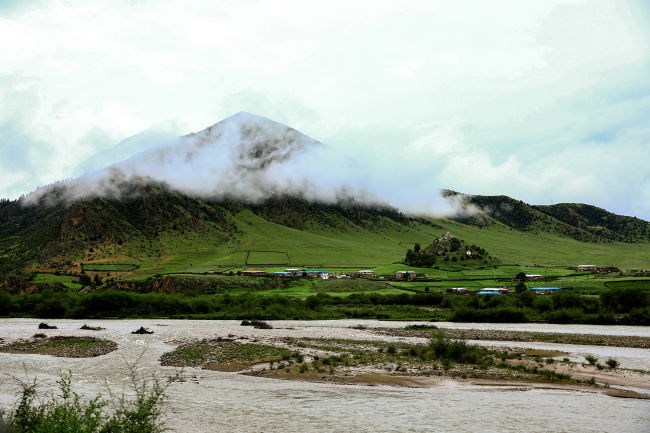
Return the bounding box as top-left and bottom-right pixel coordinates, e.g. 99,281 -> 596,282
247,251 -> 290,265
118,213 -> 650,278
33,273 -> 82,290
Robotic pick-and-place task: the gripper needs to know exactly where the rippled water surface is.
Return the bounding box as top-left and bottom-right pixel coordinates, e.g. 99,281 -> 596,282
1,319 -> 649,432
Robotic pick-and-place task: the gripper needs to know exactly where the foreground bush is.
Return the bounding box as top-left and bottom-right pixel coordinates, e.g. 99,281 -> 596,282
2,363 -> 171,433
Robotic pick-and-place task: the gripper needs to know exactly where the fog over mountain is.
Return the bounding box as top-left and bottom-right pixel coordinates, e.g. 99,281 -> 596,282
25,112 -> 461,215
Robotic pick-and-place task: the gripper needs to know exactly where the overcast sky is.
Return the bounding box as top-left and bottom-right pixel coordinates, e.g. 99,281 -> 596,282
1,0 -> 650,218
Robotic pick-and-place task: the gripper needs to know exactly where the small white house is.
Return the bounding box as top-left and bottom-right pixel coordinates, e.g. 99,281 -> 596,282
447,288 -> 468,295
483,287 -> 509,293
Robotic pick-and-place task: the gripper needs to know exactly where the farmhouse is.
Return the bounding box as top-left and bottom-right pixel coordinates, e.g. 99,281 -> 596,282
358,270 -> 375,277
447,287 -> 468,295
285,268 -> 301,275
307,270 -> 329,278
482,287 -> 509,294
577,265 -> 598,272
530,287 -> 561,295
525,274 -> 544,281
241,270 -> 267,277
396,271 -> 417,281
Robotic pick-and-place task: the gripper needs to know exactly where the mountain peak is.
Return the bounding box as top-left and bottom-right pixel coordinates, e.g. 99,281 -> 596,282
25,112 -> 324,205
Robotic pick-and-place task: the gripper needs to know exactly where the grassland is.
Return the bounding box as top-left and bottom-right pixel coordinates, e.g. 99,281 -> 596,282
33,273 -> 82,290
105,214 -> 650,282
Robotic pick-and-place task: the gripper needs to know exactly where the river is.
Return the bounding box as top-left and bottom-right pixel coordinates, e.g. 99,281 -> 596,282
1,319 -> 649,432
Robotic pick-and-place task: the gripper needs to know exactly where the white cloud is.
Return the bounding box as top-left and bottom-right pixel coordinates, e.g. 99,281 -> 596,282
391,59 -> 422,78
0,0 -> 649,220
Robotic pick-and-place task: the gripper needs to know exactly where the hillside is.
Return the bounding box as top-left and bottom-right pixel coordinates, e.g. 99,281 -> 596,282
534,203 -> 650,243
0,182 -> 440,274
3,182 -> 650,278
444,190 -> 650,244
2,113 -> 650,277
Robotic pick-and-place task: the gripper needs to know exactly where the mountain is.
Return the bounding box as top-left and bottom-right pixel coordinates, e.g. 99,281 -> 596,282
24,111 -> 322,207
443,190 -> 650,244
1,114 -> 650,274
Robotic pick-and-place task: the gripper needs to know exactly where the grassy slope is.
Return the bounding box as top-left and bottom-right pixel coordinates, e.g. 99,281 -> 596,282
4,187 -> 650,283
429,218 -> 650,268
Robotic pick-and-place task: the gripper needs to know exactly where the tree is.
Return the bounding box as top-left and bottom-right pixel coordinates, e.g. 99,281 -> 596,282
515,271 -> 526,281
414,243 -> 421,253
515,282 -> 527,293
79,274 -> 92,287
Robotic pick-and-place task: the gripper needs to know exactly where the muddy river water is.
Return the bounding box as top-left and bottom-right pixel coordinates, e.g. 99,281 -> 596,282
1,319 -> 649,432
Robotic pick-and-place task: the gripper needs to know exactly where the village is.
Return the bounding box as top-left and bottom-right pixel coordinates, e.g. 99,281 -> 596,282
223,262 -> 622,296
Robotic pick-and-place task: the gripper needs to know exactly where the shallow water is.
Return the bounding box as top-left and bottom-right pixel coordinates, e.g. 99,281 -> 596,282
1,319 -> 649,432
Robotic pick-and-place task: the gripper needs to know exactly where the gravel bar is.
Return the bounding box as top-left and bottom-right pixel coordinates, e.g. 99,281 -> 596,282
0,336 -> 118,358
367,327 -> 650,348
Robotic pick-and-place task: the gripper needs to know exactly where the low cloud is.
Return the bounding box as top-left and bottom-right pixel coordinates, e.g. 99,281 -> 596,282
24,111 -> 465,217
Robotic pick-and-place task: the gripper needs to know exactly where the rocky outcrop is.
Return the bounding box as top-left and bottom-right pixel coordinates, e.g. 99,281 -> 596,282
0,275 -> 64,295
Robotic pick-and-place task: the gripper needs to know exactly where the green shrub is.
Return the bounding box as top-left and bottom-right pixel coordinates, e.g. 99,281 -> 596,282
606,358 -> 619,369
585,355 -> 598,365
4,364 -> 170,433
428,330 -> 482,364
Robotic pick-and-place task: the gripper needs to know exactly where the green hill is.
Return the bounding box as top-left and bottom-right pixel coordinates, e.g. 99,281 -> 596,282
534,203 -> 650,242
1,183 -> 650,279
443,190 -> 650,244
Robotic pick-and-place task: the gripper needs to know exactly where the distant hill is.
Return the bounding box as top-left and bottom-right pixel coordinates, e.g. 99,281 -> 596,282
534,203 -> 650,243
443,190 -> 650,244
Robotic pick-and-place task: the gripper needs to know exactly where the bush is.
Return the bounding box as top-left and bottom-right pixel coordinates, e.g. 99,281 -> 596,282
428,330 -> 481,364
546,308 -> 586,324
585,355 -> 598,365
532,296 -> 553,312
453,307 -> 529,323
4,363 -> 170,433
606,358 -> 619,369
0,411 -> 11,433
